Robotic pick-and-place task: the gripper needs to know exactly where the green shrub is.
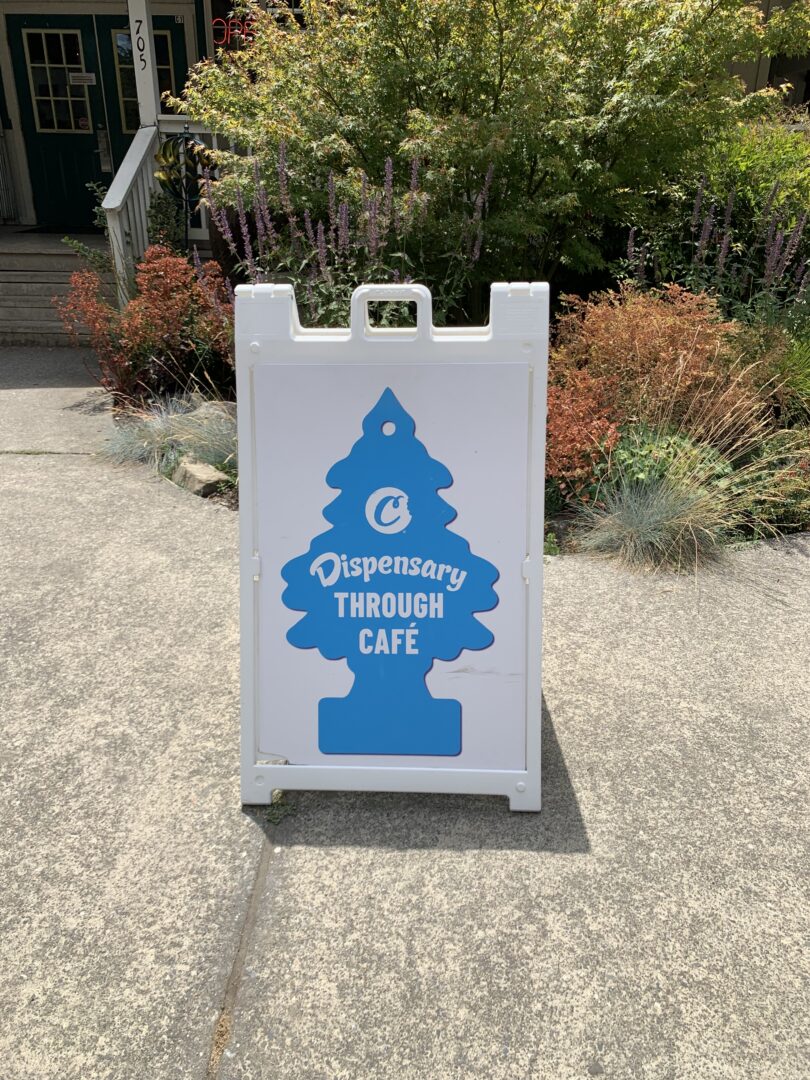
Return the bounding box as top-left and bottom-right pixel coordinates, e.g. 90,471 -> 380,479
147,190 -> 187,253
773,337 -> 810,423
589,425 -> 733,499
626,115 -> 810,328
170,0 -> 810,297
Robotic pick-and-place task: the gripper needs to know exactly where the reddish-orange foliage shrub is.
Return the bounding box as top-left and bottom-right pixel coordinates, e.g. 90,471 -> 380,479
550,283 -> 770,458
553,284 -> 742,414
546,369 -> 620,496
56,246 -> 233,405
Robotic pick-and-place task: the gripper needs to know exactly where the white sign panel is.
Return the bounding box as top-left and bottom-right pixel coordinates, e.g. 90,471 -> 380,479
236,283 -> 548,811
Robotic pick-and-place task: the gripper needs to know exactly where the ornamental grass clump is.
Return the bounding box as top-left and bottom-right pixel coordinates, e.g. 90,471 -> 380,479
104,396 -> 237,481
577,398 -> 810,571
577,477 -> 728,572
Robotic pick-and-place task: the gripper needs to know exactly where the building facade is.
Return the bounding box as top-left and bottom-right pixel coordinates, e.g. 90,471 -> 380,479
0,0 -> 225,227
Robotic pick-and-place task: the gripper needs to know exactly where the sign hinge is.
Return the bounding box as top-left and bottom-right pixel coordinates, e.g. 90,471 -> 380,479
250,554 -> 261,579
521,557 -> 532,583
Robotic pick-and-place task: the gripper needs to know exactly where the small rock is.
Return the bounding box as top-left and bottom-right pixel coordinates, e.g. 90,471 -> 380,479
172,459 -> 228,497
190,400 -> 237,421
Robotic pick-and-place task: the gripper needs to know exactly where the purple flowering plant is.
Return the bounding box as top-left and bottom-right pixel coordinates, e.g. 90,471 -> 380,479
624,178 -> 810,332
202,146 -> 493,327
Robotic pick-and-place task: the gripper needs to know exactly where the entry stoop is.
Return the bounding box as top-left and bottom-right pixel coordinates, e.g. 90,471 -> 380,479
0,229 -> 110,346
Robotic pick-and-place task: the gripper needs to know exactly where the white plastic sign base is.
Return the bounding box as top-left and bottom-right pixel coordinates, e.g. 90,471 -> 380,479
236,283 -> 548,812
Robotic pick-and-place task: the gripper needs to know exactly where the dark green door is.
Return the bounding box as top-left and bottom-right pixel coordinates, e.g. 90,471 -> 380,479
8,13 -> 189,228
94,15 -> 188,170
8,14 -> 108,227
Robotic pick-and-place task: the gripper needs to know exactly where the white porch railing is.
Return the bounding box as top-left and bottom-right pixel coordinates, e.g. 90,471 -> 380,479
102,124 -> 160,306
101,117 -> 221,307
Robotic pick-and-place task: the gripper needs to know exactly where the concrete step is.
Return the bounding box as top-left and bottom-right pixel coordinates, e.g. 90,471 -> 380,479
0,280 -> 72,297
0,274 -> 73,289
0,305 -> 65,320
0,329 -> 80,346
0,251 -> 91,273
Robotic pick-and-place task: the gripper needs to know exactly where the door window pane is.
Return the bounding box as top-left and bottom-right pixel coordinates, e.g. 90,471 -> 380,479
30,66 -> 50,96
45,33 -> 63,64
24,29 -> 92,133
50,67 -> 69,98
35,99 -> 55,130
154,34 -> 170,67
112,29 -> 175,133
119,67 -> 137,99
63,33 -> 81,65
123,100 -> 140,131
71,99 -> 90,131
115,33 -> 133,63
53,99 -> 72,130
27,33 -> 45,64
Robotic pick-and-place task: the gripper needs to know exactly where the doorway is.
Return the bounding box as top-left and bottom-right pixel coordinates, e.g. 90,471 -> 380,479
7,12 -> 187,228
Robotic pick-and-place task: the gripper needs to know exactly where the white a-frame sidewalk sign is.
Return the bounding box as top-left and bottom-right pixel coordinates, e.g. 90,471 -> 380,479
236,283 -> 548,811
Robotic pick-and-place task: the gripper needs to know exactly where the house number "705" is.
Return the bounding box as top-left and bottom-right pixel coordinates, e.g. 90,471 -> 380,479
134,18 -> 147,70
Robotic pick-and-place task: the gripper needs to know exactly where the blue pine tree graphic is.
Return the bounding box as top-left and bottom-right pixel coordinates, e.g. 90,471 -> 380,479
281,388 -> 499,755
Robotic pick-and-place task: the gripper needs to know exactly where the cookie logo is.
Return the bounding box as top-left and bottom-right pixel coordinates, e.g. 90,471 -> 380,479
365,487 -> 411,534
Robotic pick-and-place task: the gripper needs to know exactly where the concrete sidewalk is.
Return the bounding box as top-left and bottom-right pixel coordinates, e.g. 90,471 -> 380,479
0,349 -> 262,1078
1,349 -> 808,1079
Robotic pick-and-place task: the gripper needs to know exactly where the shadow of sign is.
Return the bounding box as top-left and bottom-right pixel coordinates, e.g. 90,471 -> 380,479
249,696 -> 589,855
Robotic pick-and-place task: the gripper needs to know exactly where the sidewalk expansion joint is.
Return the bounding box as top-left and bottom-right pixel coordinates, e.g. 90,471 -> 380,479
0,449 -> 95,456
206,834 -> 274,1079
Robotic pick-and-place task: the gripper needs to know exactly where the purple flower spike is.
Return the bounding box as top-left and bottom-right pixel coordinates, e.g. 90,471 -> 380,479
691,177 -> 705,231
717,230 -> 731,274
764,227 -> 785,286
316,220 -> 330,280
303,208 -> 316,249
472,224 -> 483,264
203,169 -> 238,259
236,186 -> 258,281
278,142 -> 293,215
327,172 -> 337,242
723,188 -> 735,231
762,181 -> 780,224
367,196 -> 379,257
410,158 -> 419,194
255,177 -> 277,256
697,206 -> 715,262
383,157 -> 394,222
776,212 -> 806,278
338,202 -> 350,255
